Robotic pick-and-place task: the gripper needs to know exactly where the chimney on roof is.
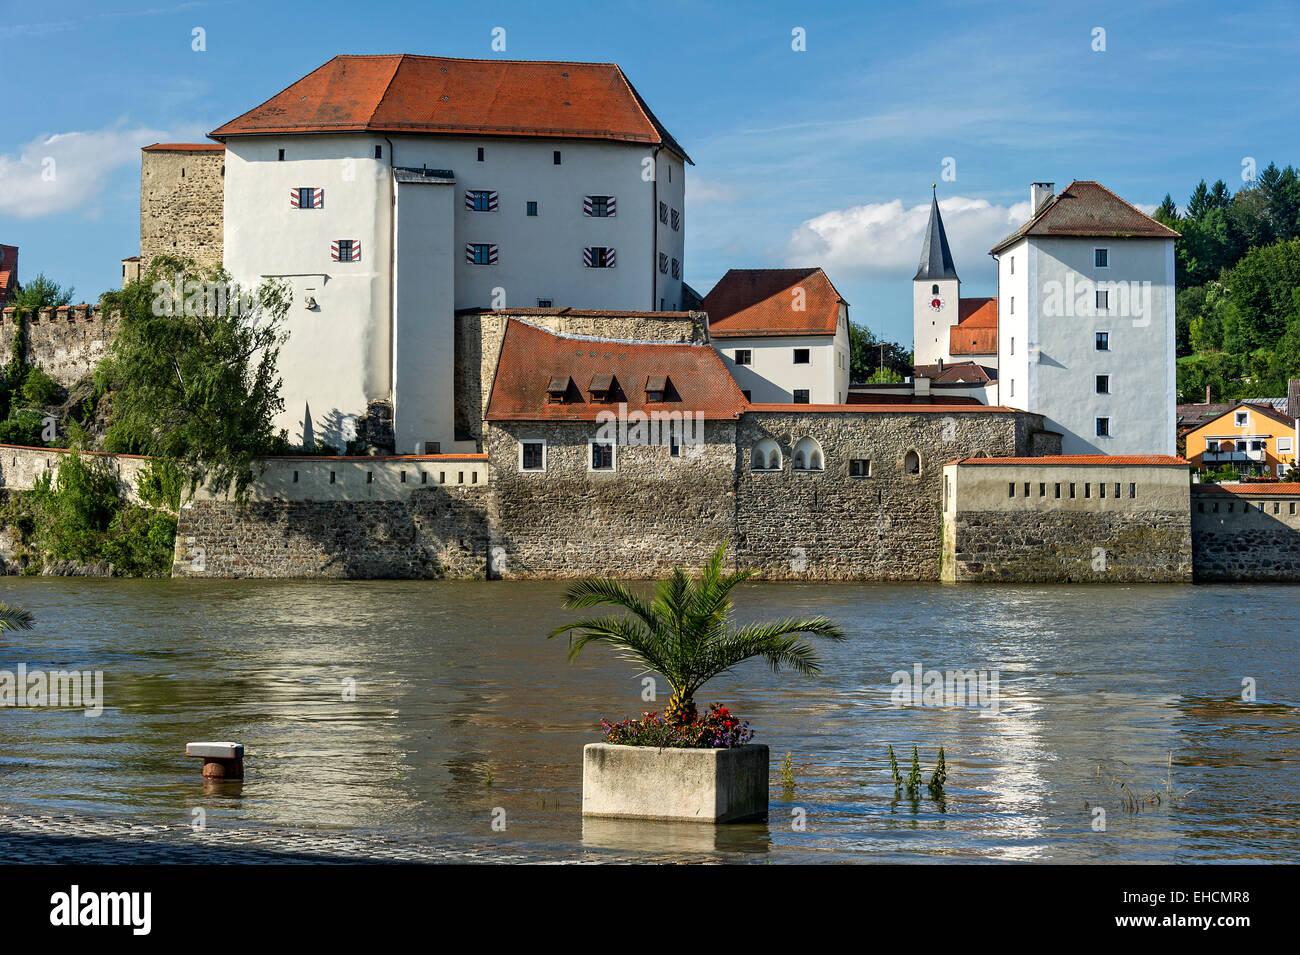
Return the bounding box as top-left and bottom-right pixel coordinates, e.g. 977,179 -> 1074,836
1289,378 -> 1300,421
1031,182 -> 1055,212
1205,384 -> 1212,404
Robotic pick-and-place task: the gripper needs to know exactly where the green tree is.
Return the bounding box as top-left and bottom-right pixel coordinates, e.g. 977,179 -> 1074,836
549,544 -> 845,721
96,257 -> 289,500
849,321 -> 911,382
10,274 -> 74,310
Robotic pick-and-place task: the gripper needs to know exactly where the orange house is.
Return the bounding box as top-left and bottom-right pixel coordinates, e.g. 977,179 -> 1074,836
1185,403 -> 1297,477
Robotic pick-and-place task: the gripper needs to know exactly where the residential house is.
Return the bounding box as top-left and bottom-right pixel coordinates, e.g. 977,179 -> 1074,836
1184,401 -> 1297,478
703,267 -> 850,404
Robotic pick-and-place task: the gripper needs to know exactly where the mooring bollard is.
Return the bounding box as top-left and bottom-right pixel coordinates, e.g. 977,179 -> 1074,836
185,741 -> 244,779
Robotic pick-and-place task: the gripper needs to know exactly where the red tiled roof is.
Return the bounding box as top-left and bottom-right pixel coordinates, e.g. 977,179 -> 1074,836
950,454 -> 1189,466
949,296 -> 997,355
702,268 -> 846,338
1193,482 -> 1300,496
846,392 -> 982,405
1184,402 -> 1296,433
911,360 -> 994,383
0,245 -> 16,303
142,143 -> 226,152
990,181 -> 1180,254
486,320 -> 747,421
209,55 -> 691,162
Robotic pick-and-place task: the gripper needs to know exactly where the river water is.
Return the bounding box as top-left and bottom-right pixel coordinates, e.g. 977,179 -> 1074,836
0,578 -> 1296,862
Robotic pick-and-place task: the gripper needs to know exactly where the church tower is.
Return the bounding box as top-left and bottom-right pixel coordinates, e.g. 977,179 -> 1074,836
913,187 -> 960,368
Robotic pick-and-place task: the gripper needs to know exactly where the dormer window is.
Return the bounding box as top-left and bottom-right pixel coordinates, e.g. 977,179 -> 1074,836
645,375 -> 667,403
589,373 -> 615,402
546,376 -> 571,403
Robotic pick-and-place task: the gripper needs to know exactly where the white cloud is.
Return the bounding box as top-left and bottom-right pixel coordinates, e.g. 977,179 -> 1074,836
0,122 -> 183,218
785,195 -> 1034,280
685,176 -> 741,204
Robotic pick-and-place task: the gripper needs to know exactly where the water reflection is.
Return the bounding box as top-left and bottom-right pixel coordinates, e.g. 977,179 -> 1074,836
0,578 -> 1296,862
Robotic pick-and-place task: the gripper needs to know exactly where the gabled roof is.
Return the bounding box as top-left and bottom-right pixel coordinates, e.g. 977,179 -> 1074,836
915,193 -> 958,281
990,180 -> 1180,254
209,54 -> 692,163
912,360 -> 995,384
1184,401 -> 1296,434
702,268 -> 846,338
486,320 -> 747,421
949,297 -> 997,356
1193,482 -> 1300,496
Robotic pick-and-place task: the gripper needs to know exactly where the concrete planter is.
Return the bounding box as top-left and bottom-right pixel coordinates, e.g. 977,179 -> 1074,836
582,743 -> 769,823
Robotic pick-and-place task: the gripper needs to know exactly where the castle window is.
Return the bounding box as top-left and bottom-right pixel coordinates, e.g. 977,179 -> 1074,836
466,190 -> 498,212
903,450 -> 920,475
466,243 -> 498,265
659,201 -> 668,223
278,148 -> 285,161
1008,482 -> 1016,498
331,239 -> 360,262
671,209 -> 680,231
793,349 -> 810,364
792,437 -> 824,472
1094,248 -> 1109,268
1114,482 -> 1121,498
553,150 -> 562,165
793,389 -> 810,404
537,299 -> 552,308
375,145 -> 383,159
1130,483 -> 1136,499
1096,331 -> 1110,351
527,201 -> 539,216
671,258 -> 680,279
521,440 -> 546,472
1096,417 -> 1110,437
584,246 -> 615,268
849,458 -> 871,478
1096,289 -> 1109,310
292,187 -> 323,209
931,284 -> 939,295
1096,374 -> 1110,394
1039,483 -> 1046,497
734,349 -> 752,366
659,253 -> 669,274
751,439 -> 781,471
589,439 -> 615,472
477,147 -> 485,161
584,195 -> 615,217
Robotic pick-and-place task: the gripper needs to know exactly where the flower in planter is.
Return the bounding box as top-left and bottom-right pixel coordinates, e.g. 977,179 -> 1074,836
549,543 -> 844,745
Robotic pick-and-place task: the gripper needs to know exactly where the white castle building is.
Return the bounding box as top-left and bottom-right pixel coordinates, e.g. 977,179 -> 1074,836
209,54 -> 690,452
913,181 -> 1179,455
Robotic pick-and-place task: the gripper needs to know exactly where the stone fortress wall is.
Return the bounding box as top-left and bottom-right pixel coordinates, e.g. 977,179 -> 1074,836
1191,484 -> 1300,581
139,146 -> 225,268
0,305 -> 121,389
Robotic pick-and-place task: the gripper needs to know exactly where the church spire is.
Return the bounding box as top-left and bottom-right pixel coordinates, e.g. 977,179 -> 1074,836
914,185 -> 959,282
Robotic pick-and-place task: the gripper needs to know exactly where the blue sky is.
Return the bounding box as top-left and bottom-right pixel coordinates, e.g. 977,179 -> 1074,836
2,0 -> 1298,345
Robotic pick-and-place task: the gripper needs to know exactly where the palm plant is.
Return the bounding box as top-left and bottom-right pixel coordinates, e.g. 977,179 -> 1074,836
549,544 -> 844,724
0,603 -> 35,632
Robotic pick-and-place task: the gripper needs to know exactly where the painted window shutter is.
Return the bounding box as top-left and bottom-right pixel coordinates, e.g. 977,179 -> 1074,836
291,187 -> 324,208
671,208 -> 679,230
465,190 -> 499,211
658,253 -> 668,273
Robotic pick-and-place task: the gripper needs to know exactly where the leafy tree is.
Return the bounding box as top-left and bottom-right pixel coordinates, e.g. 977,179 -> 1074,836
849,321 -> 911,382
549,544 -> 845,720
865,366 -> 905,383
1154,193 -> 1179,225
10,273 -> 74,310
96,257 -> 289,500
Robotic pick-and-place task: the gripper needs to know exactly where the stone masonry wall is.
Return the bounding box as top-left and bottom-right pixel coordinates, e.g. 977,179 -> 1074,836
483,418 -> 736,578
172,490 -> 491,579
140,148 -> 224,268
1,305 -> 121,388
945,511 -> 1192,582
732,410 -> 1035,580
1192,488 -> 1300,581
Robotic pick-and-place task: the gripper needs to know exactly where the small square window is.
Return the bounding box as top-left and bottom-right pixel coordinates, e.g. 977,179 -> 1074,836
278,148 -> 285,161
1095,248 -> 1109,268
522,441 -> 546,472
1096,374 -> 1110,394
793,349 -> 810,364
793,389 -> 810,404
850,459 -> 872,478
590,440 -> 615,471
1070,483 -> 1076,499
1235,411 -> 1248,426
735,349 -> 752,366
527,201 -> 538,216
537,298 -> 553,308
